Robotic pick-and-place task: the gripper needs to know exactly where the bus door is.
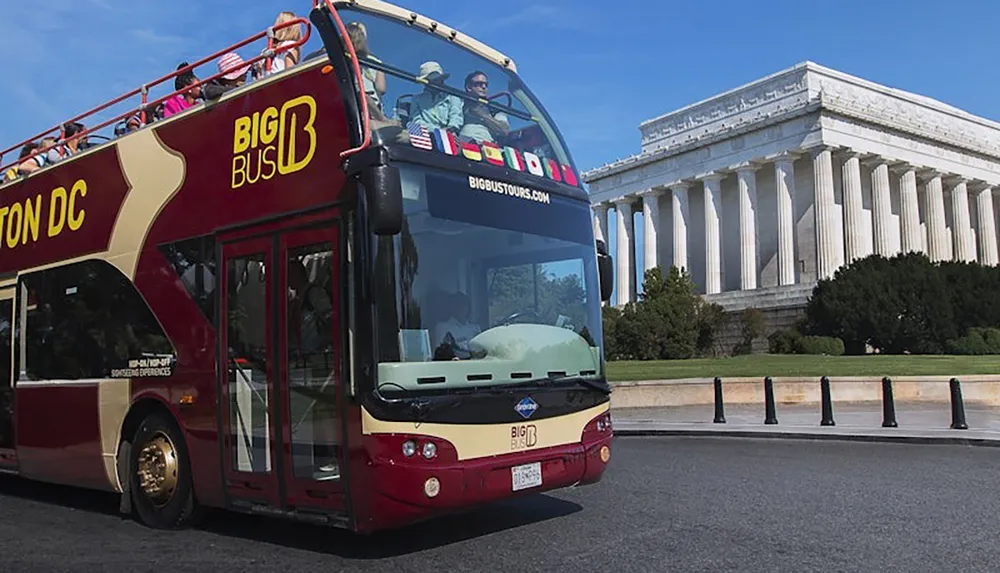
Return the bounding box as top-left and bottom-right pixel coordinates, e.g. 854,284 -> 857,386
0,284 -> 14,471
219,222 -> 346,516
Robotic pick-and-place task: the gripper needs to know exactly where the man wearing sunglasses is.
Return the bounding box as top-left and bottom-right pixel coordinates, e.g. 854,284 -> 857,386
460,71 -> 510,144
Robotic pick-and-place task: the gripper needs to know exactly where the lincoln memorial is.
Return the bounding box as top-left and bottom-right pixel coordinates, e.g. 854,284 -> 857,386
584,61 -> 1000,317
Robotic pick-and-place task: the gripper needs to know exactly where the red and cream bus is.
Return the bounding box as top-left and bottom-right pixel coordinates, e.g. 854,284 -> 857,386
0,0 -> 615,533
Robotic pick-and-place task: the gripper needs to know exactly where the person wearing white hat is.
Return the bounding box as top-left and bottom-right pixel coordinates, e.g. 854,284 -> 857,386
407,60 -> 464,133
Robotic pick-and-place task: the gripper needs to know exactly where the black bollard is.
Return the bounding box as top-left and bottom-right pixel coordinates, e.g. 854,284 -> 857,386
764,376 -> 778,425
820,376 -> 835,426
881,376 -> 898,428
949,377 -> 968,430
713,377 -> 726,424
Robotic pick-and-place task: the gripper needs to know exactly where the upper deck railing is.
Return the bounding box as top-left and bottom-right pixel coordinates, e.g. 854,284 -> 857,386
0,1 -> 372,179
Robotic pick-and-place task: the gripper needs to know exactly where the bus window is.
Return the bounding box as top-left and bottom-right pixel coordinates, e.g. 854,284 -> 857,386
285,243 -> 338,481
226,254 -> 271,474
0,299 -> 11,449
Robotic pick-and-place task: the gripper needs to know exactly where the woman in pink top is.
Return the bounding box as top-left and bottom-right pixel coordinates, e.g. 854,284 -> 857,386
162,62 -> 202,118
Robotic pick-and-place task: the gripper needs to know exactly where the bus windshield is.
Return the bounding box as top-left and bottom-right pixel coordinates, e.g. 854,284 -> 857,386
372,164 -> 603,395
337,5 -> 579,183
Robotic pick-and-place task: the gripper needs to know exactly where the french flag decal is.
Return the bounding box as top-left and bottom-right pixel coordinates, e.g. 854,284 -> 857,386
544,158 -> 563,182
523,152 -> 545,177
432,129 -> 459,155
561,164 -> 579,187
503,147 -> 524,171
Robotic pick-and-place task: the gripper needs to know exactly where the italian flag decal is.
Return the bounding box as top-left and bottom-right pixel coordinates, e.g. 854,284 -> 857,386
504,147 -> 524,171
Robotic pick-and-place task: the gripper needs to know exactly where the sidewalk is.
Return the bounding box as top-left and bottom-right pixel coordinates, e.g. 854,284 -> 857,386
611,401 -> 1000,446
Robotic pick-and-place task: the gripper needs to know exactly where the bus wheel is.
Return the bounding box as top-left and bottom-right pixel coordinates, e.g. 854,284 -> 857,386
128,412 -> 200,529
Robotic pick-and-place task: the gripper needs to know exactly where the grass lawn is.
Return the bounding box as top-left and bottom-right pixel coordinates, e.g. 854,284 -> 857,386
606,354 -> 1000,382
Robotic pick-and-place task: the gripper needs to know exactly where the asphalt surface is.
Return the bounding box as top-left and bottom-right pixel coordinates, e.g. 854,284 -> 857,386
1,437 -> 999,572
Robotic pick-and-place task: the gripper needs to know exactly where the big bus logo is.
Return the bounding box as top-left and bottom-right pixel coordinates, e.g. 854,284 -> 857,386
231,95 -> 317,190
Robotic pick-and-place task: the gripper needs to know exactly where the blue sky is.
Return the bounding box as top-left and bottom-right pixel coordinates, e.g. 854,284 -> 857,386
3,0 -> 999,299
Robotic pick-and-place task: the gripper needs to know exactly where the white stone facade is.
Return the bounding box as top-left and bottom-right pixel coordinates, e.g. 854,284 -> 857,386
585,61 -> 1000,309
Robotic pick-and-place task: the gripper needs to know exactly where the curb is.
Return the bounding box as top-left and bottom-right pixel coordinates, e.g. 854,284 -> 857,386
612,426 -> 1000,448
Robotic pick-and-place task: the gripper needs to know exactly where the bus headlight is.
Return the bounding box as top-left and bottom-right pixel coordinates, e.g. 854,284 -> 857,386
422,442 -> 437,459
402,440 -> 417,457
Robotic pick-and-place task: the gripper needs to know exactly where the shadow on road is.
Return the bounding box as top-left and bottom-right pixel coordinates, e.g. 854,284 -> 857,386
200,493 -> 583,558
0,474 -> 583,558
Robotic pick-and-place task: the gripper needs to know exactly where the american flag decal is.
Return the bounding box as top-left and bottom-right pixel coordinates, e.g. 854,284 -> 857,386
408,123 -> 433,150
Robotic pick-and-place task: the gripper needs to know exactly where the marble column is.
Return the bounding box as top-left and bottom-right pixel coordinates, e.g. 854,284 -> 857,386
702,174 -> 724,295
774,153 -> 797,286
895,166 -> 922,254
812,147 -> 842,279
670,183 -> 690,273
736,164 -> 759,290
923,172 -> 949,262
592,203 -> 609,245
976,185 -> 999,266
950,179 -> 974,262
841,152 -> 866,263
639,189 -> 661,275
614,198 -> 633,306
870,160 -> 894,257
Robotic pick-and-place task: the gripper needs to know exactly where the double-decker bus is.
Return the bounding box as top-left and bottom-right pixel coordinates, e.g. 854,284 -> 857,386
0,0 -> 615,533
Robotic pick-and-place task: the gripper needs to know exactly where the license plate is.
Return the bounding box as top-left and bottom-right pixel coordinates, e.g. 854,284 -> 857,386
511,462 -> 542,492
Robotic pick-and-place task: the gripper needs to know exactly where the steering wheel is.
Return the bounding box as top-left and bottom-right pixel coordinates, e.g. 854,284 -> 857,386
498,309 -> 541,326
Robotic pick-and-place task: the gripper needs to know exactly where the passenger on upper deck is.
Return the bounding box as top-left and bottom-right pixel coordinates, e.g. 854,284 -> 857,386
48,122 -> 87,163
406,62 -> 464,133
254,12 -> 302,79
345,22 -> 386,115
459,71 -> 510,144
203,52 -> 251,101
162,63 -> 202,119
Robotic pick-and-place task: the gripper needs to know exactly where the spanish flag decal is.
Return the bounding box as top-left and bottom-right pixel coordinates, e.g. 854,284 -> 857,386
481,141 -> 505,166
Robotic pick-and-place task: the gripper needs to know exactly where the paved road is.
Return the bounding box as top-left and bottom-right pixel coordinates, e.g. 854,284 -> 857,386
1,437 -> 999,572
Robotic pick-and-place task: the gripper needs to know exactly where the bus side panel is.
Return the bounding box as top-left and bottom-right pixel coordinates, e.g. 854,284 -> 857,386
16,384 -> 111,491
132,249 -> 225,509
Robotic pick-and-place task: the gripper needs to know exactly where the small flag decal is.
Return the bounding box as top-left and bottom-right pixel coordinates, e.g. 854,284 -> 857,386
481,141 -> 504,166
461,141 -> 483,162
504,147 -> 524,171
523,152 -> 544,177
432,129 -> 459,155
544,158 -> 562,182
561,164 -> 579,187
407,123 -> 432,150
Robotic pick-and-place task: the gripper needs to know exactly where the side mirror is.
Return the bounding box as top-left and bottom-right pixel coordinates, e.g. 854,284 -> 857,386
360,163 -> 403,236
596,239 -> 614,302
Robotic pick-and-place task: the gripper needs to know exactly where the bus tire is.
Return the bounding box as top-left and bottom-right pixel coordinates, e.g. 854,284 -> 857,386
128,411 -> 200,529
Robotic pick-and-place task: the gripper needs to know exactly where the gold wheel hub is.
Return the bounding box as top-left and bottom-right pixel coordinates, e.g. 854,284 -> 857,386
136,433 -> 179,506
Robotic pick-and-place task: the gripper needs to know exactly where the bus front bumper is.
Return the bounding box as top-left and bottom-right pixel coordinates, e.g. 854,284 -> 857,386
359,425 -> 613,532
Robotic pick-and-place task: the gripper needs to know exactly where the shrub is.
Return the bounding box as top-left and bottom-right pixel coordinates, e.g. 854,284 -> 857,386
768,328 -> 802,354
946,327 -> 1000,355
733,308 -> 766,355
601,266 -> 729,360
796,335 -> 845,356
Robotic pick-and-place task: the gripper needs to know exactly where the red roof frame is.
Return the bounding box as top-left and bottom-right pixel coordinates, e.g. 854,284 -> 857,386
1,0 -> 374,178
0,15 -> 312,176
